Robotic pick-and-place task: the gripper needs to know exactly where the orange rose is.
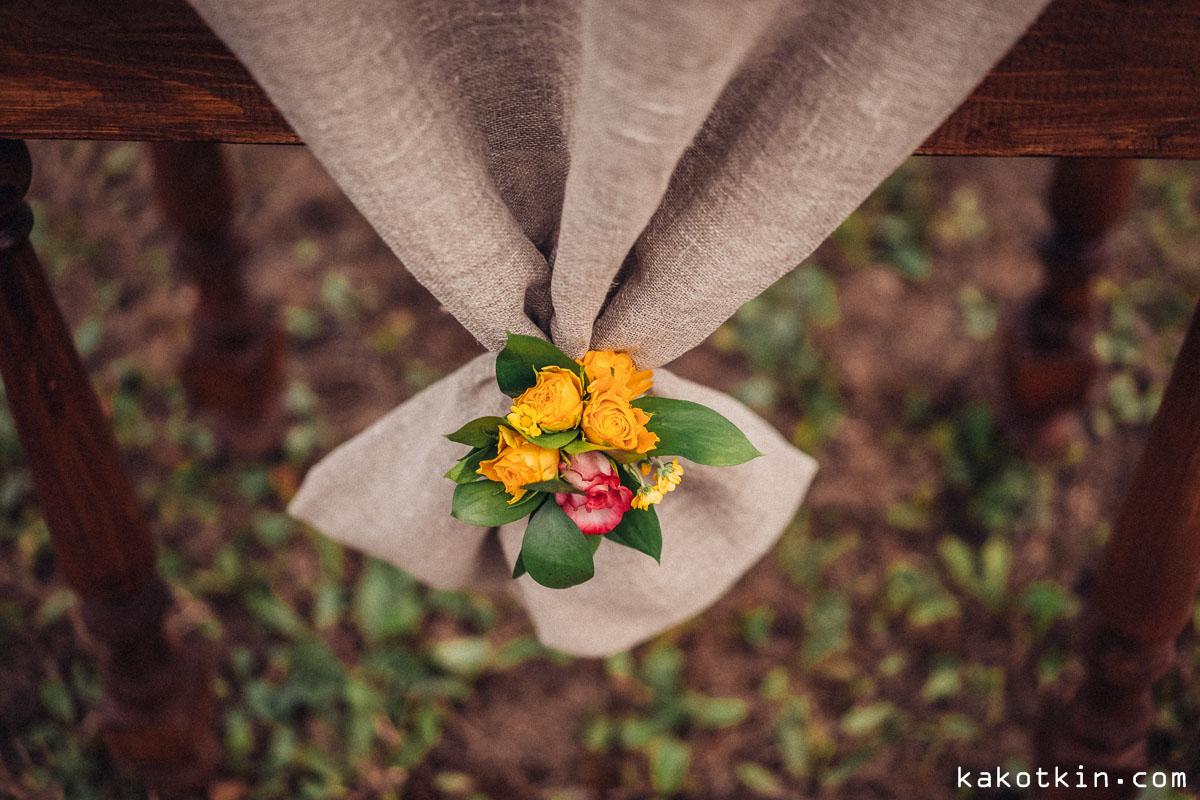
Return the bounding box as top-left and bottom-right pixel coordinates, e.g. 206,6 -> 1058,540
477,427 -> 559,503
580,350 -> 653,399
581,382 -> 658,454
506,366 -> 584,439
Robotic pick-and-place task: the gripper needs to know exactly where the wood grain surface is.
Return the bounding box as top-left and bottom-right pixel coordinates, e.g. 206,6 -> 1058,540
0,0 -> 1198,155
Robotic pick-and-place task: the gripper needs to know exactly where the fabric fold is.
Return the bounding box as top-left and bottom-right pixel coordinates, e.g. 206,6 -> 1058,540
548,0 -> 784,356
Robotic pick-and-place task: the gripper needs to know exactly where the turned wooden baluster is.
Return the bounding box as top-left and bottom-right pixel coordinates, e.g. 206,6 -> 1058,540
149,142 -> 284,458
1038,301 -> 1200,799
1003,158 -> 1138,454
0,140 -> 219,792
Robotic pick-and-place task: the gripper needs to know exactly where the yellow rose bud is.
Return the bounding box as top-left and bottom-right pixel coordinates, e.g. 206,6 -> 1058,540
506,366 -> 584,439
580,350 -> 654,399
477,427 -> 559,503
581,384 -> 659,454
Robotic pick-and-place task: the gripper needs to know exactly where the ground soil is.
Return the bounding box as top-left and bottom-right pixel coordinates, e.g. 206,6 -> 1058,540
7,141 -> 1197,799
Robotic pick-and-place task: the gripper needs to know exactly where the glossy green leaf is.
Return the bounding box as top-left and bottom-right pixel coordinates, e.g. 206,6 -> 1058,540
443,445 -> 494,484
445,416 -> 507,447
451,481 -> 544,526
528,428 -> 578,448
495,332 -> 581,397
605,506 -> 661,563
519,500 -> 595,589
563,437 -> 610,454
523,478 -> 582,495
511,552 -> 527,579
634,397 -> 762,465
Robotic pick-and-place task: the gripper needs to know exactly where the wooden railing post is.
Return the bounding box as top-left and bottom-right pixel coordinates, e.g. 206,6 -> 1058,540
1003,158 -> 1138,454
149,141 -> 284,458
1038,301 -> 1200,798
0,140 -> 219,792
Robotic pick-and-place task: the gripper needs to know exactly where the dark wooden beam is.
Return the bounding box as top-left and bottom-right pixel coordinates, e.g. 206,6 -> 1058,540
0,0 -> 1197,156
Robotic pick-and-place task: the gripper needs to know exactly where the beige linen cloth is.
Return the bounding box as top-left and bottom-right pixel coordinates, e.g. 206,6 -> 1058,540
189,0 -> 1048,655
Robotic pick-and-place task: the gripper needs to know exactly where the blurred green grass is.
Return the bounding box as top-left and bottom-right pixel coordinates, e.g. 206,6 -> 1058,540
2,151 -> 1198,799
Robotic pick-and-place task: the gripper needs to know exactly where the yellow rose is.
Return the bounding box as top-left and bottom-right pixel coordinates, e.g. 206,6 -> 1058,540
580,350 -> 654,399
506,366 -> 584,439
477,427 -> 559,503
581,383 -> 659,454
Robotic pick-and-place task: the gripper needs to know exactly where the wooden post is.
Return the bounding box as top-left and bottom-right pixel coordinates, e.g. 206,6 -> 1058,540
149,141 -> 284,458
0,140 -> 219,792
1003,158 -> 1138,454
1038,301 -> 1200,798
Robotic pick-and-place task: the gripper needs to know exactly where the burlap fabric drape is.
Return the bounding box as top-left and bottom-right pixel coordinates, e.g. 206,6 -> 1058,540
188,0 -> 1048,655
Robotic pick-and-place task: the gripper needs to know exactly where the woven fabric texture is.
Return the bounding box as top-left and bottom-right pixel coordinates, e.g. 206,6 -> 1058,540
188,0 -> 1048,654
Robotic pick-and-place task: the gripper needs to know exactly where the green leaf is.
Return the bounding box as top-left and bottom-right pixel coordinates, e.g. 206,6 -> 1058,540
840,702 -> 897,737
519,500 -> 595,589
588,534 -> 603,555
445,416 -> 507,447
528,428 -> 578,448
443,445 -> 494,484
684,693 -> 748,728
354,558 -> 423,641
802,592 -> 849,666
495,332 -> 581,397
605,506 -> 661,563
563,437 -> 610,454
736,762 -> 785,797
452,481 -> 544,526
979,536 -> 1012,613
523,478 -> 583,494
649,738 -> 691,794
40,679 -> 75,722
511,552 -> 527,579
428,637 -> 490,677
634,396 -> 762,465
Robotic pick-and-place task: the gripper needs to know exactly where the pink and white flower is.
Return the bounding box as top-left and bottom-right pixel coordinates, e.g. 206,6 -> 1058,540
555,451 -> 633,535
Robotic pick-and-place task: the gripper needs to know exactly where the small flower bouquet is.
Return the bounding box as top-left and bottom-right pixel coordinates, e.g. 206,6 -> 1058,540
445,333 -> 761,588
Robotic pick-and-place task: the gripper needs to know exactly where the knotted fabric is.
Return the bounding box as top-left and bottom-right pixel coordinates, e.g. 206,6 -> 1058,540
188,0 -> 1049,655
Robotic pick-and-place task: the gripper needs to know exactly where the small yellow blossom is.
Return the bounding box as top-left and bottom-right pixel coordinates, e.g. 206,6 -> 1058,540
654,459 -> 683,494
631,484 -> 664,510
477,426 -> 559,503
639,461 -> 653,476
580,350 -> 654,399
506,366 -> 584,439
